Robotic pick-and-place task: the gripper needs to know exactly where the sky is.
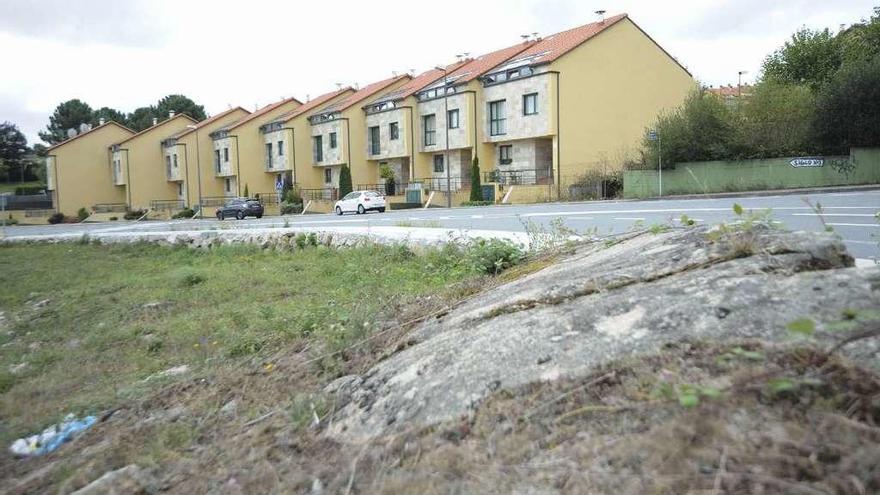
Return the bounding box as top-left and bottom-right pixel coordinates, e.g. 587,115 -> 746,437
1,0 -> 876,144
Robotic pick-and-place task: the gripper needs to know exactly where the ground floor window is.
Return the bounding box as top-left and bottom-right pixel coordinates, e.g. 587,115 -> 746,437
178,183 -> 183,196
499,145 -> 513,165
433,154 -> 444,173
225,178 -> 231,192
324,168 -> 332,184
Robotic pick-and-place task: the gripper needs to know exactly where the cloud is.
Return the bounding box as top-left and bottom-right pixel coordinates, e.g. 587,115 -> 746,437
0,0 -> 168,46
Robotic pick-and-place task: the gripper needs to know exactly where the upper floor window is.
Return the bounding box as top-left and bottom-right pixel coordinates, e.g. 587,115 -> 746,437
214,149 -> 221,172
265,142 -> 273,168
165,155 -> 172,176
389,122 -> 399,140
423,114 -> 436,146
369,126 -> 380,155
224,147 -> 229,162
489,100 -> 506,136
523,93 -> 538,116
313,135 -> 323,163
172,154 -> 178,168
278,141 -> 284,156
448,109 -> 460,129
499,145 -> 513,165
433,154 -> 444,173
330,132 -> 337,149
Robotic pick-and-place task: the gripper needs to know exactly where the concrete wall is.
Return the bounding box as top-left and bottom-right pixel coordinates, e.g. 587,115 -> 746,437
623,148 -> 880,198
47,122 -> 133,214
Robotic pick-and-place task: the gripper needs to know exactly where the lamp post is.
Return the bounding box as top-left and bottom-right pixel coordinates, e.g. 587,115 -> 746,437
435,65 -> 451,208
737,70 -> 748,98
186,124 -> 203,218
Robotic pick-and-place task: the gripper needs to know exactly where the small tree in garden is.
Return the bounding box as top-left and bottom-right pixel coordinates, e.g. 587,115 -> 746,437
338,165 -> 353,197
379,163 -> 396,195
470,156 -> 483,202
243,183 -> 249,198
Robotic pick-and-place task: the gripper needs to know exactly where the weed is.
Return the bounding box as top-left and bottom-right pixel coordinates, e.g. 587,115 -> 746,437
175,268 -> 206,287
464,238 -> 524,275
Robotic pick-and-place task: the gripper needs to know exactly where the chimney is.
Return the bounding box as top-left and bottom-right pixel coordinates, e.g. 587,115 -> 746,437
152,117 -> 158,126
98,118 -> 105,126
169,111 -> 175,118
595,10 -> 606,23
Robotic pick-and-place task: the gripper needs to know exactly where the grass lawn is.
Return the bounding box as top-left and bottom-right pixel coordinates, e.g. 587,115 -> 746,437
0,241 -> 494,449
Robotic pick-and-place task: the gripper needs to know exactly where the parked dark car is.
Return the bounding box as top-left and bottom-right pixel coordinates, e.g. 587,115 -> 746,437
216,198 -> 264,220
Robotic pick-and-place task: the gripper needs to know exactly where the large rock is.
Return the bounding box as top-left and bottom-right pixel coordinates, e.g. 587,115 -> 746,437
328,226 -> 880,441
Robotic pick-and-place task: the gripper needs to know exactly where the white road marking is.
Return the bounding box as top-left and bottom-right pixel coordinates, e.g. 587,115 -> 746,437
827,223 -> 880,228
844,240 -> 878,245
471,215 -> 484,219
791,213 -> 878,217
614,217 -> 646,221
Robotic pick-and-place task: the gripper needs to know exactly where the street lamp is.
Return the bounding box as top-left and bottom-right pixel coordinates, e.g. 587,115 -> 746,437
737,70 -> 748,98
435,65 -> 452,208
185,124 -> 203,218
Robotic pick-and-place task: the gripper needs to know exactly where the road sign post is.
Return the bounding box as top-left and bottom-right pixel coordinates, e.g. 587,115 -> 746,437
648,130 -> 662,197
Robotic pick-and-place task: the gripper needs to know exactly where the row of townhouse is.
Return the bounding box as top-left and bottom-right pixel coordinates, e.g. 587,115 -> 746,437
46,13 -> 694,214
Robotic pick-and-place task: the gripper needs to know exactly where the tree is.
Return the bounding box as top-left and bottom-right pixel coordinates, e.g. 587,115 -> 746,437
39,99 -> 94,144
838,7 -> 880,67
379,163 -> 395,195
733,81 -> 816,158
243,183 -> 249,198
762,28 -> 841,91
156,95 -> 206,122
92,107 -> 128,127
127,106 -> 158,132
0,122 -> 28,182
338,164 -> 353,197
812,55 -> 880,153
469,156 -> 483,201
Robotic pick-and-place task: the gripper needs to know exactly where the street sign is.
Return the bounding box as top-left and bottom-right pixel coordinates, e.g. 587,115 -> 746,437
648,130 -> 658,141
790,157 -> 824,168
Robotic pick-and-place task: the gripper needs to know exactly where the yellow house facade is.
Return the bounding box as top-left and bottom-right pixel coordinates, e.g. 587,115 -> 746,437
46,121 -> 135,215
257,87 -> 355,202
210,96 -> 302,201
160,106 -> 251,210
110,113 -> 197,210
305,75 -> 411,198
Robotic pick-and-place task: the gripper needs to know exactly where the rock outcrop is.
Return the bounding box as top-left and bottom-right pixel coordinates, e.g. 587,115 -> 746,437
327,226 -> 880,440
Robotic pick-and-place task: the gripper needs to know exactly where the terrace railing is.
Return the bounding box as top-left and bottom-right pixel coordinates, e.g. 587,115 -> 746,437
150,199 -> 185,211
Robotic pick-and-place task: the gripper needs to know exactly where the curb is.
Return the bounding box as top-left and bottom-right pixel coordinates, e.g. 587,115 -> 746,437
635,184 -> 880,202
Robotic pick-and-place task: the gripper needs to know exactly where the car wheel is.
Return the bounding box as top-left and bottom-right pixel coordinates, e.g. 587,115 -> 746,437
336,206 -> 343,216
256,214 -> 263,219
379,207 -> 386,213
357,204 -> 365,215
236,211 -> 245,220
217,211 -> 224,220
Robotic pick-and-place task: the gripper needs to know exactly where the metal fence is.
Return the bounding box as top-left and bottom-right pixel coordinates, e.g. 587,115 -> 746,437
2,194 -> 53,210
356,182 -> 417,196
416,177 -> 468,192
300,188 -> 338,201
150,199 -> 185,211
255,192 -> 282,205
93,203 -> 128,213
483,168 -> 552,186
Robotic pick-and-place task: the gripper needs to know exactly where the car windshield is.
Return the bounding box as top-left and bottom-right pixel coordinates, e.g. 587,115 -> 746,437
365,191 -> 381,197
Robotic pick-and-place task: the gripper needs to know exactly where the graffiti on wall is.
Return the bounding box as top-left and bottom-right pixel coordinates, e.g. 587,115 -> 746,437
829,158 -> 856,180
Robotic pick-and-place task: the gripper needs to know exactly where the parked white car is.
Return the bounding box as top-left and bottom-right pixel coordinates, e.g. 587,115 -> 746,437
334,190 -> 386,215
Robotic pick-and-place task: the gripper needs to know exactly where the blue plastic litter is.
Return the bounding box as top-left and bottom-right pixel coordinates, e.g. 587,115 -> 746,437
9,414 -> 97,457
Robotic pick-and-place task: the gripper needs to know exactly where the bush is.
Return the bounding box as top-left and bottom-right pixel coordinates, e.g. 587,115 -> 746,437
175,268 -> 206,287
243,184 -> 249,198
48,212 -> 65,224
465,238 -> 523,274
282,187 -> 302,204
379,164 -> 396,196
469,157 -> 483,202
171,208 -> 195,219
124,209 -> 146,220
280,202 -> 302,215
109,216 -> 118,221
14,185 -> 45,195
461,200 -> 493,207
812,54 -> 880,153
76,207 -> 89,221
4,216 -> 18,225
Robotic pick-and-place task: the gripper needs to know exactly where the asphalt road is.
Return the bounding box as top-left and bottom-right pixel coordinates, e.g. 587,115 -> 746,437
3,189 -> 878,260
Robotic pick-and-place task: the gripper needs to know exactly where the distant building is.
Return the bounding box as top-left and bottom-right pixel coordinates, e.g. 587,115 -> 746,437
706,84 -> 753,106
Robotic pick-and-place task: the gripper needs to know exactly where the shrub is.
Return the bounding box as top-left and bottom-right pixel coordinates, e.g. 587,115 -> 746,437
77,207 -> 89,221
124,209 -> 146,220
379,164 -> 396,196
280,202 -> 301,215
175,268 -> 206,287
243,184 -> 249,198
109,216 -> 118,221
812,54 -> 880,153
307,232 -> 318,247
294,233 -> 308,249
4,215 -> 18,225
469,157 -> 483,202
282,187 -> 302,204
47,212 -> 65,224
461,200 -> 493,207
338,164 -> 353,197
14,185 -> 45,195
465,238 -> 523,274
172,208 -> 195,219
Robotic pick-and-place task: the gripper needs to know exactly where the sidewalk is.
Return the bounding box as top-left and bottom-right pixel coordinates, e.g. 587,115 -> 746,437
637,184 -> 880,201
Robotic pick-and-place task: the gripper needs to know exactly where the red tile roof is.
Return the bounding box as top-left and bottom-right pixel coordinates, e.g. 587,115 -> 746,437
114,113 -> 197,146
168,106 -> 251,139
224,96 -> 304,131
508,13 -> 628,66
276,87 -> 355,122
445,41 -> 538,82
371,60 -> 473,104
46,121 -> 135,151
312,74 -> 411,115
707,84 -> 753,98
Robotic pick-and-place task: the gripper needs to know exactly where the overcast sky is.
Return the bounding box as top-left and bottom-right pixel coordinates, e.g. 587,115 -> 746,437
1,0 -> 875,144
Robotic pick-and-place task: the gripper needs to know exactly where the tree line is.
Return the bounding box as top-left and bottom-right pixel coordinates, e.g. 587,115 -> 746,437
637,6 -> 880,169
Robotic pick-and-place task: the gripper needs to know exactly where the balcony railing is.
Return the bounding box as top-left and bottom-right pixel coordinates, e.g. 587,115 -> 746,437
3,194 -> 53,210
416,177 -> 468,192
93,203 -> 128,213
483,168 -> 552,185
150,199 -> 185,211
300,188 -> 338,201
200,196 -> 231,207
356,182 -> 417,196
255,192 -> 282,205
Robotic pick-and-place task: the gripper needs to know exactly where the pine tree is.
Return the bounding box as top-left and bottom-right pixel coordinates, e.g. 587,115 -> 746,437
243,184 -> 249,198
469,156 -> 483,202
338,165 -> 353,197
